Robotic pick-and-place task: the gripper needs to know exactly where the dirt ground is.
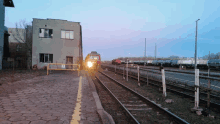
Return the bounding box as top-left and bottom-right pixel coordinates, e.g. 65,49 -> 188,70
0,69 -> 47,97
0,69 -> 47,85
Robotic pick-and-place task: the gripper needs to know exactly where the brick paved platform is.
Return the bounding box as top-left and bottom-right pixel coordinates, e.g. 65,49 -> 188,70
0,71 -> 101,124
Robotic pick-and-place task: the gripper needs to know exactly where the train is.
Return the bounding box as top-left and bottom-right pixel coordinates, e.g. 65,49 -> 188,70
208,59 -> 220,68
84,51 -> 101,71
112,59 -> 133,64
112,59 -> 121,65
112,59 -> 220,69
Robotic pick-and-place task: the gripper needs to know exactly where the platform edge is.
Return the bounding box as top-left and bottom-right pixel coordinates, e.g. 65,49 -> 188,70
86,73 -> 115,124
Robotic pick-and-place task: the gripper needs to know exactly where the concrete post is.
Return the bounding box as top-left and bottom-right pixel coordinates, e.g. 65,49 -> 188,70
138,66 -> 140,86
207,68 -> 211,108
195,69 -> 199,108
137,66 -> 139,82
123,67 -> 125,79
147,70 -> 149,86
127,60 -> 128,81
161,69 -> 167,97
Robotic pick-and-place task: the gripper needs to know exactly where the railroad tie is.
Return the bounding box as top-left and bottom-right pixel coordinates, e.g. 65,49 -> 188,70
123,104 -> 147,107
127,108 -> 152,111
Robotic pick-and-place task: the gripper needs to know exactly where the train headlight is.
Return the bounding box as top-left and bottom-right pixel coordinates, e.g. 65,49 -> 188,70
87,61 -> 93,68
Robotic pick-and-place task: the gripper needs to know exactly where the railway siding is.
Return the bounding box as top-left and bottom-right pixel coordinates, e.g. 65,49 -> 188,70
96,71 -> 190,124
104,65 -> 220,108
101,69 -> 220,124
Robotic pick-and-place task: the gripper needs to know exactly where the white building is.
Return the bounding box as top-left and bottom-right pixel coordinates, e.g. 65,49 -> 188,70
32,18 -> 83,69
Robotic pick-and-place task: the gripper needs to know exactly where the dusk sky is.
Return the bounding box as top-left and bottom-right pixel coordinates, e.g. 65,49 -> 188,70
5,0 -> 220,60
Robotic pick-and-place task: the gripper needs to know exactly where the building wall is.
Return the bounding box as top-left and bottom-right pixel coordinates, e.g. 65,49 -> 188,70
32,18 -> 82,69
0,0 -> 5,70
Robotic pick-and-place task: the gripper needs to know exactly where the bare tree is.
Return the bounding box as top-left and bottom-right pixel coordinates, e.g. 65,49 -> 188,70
11,19 -> 32,70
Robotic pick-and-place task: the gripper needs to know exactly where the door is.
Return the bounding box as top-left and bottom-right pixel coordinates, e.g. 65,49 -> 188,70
66,56 -> 73,69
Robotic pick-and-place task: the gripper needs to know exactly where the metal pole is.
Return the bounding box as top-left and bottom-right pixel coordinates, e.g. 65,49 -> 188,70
195,19 -> 200,69
47,64 -> 49,75
145,38 -> 146,66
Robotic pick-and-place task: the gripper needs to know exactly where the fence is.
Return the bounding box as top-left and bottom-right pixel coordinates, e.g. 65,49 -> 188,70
102,64 -> 220,110
47,63 -> 80,76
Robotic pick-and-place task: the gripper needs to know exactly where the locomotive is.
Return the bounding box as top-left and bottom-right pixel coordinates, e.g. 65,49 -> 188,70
84,51 -> 101,71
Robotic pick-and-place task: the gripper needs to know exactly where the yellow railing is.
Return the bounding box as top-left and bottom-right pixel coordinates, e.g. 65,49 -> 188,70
47,63 -> 80,76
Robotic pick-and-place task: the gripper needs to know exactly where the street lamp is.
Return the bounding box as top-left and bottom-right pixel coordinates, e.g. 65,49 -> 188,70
195,19 -> 200,69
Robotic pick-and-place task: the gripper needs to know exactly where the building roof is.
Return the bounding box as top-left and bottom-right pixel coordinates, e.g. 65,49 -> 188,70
3,0 -> 14,7
33,18 -> 80,23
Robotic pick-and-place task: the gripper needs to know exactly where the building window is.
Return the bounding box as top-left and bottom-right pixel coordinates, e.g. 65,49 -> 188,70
61,30 -> 74,39
39,28 -> 53,38
39,53 -> 53,63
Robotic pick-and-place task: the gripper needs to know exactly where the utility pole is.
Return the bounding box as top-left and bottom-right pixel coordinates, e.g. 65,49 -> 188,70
155,43 -> 156,60
195,19 -> 200,69
209,51 -> 210,60
145,38 -> 146,58
145,38 -> 146,66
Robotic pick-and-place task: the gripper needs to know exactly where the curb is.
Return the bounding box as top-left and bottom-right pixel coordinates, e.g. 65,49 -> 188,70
86,73 -> 115,124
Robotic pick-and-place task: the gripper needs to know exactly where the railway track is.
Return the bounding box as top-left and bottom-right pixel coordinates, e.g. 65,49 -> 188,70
103,65 -> 220,112
95,71 -> 189,124
92,75 -> 130,124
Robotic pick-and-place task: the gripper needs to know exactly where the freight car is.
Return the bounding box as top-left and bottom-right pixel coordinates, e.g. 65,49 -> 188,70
118,58 -> 216,69
112,59 -> 121,65
147,60 -> 153,65
207,59 -> 220,68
